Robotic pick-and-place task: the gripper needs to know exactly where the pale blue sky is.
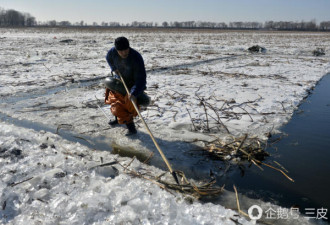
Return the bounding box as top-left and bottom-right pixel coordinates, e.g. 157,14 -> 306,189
0,0 -> 329,24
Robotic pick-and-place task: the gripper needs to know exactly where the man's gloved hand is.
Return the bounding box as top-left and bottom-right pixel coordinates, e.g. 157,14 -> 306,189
129,94 -> 137,104
104,88 -> 110,104
111,70 -> 120,76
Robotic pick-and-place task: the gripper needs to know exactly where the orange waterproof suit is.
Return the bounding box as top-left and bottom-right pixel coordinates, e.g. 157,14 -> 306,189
104,88 -> 138,124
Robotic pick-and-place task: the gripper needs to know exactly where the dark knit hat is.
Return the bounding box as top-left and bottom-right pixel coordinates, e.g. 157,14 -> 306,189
115,37 -> 129,50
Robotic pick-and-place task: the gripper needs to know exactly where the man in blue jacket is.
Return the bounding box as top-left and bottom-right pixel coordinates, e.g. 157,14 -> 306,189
105,37 -> 147,136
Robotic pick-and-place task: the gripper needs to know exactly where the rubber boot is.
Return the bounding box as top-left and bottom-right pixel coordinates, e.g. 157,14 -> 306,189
125,122 -> 137,136
108,117 -> 118,127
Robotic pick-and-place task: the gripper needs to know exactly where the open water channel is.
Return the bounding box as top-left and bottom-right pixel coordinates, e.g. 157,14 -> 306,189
223,73 -> 330,223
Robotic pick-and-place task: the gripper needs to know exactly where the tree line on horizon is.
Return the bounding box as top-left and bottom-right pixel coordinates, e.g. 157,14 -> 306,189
0,8 -> 36,27
1,7 -> 330,31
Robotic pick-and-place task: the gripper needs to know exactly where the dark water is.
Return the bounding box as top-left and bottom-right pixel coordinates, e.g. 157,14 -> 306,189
224,74 -> 330,219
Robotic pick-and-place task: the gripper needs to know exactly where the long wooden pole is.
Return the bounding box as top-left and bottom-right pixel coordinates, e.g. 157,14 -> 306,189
117,72 -> 179,185
94,96 -> 111,120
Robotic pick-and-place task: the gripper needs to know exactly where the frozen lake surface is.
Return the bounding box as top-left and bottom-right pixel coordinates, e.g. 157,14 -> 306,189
1,28 -> 329,224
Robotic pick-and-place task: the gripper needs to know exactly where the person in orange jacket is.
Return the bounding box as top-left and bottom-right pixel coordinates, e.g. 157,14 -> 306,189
104,37 -> 147,136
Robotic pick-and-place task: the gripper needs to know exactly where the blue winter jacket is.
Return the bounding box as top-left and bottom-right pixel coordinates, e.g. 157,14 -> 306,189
106,47 -> 147,97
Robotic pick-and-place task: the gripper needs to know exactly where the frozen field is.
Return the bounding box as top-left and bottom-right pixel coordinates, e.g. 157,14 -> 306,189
0,28 -> 329,224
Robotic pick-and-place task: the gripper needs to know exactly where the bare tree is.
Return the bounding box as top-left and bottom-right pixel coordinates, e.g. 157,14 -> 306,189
109,22 -> 120,27
5,10 -> 21,26
101,22 -> 108,26
48,20 -> 57,27
0,7 -> 5,26
173,21 -> 181,28
0,8 -> 36,27
216,22 -> 227,29
320,21 -> 330,31
304,19 -> 317,30
26,16 -> 36,26
59,21 -> 71,27
265,21 -> 274,29
131,21 -> 139,27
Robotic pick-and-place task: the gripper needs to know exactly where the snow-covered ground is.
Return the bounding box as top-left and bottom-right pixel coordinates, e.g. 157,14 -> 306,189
0,28 -> 329,224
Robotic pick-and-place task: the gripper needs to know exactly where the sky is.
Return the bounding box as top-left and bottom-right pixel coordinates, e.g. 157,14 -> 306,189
0,0 -> 329,25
